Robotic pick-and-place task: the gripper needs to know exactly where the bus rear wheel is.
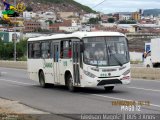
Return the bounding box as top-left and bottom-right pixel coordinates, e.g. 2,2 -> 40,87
39,71 -> 47,88
67,75 -> 75,92
104,86 -> 114,91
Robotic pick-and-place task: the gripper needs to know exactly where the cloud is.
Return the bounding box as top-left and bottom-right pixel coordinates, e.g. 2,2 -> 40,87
75,0 -> 160,13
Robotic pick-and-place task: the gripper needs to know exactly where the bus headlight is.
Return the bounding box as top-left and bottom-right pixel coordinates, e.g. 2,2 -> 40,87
83,70 -> 96,78
122,69 -> 130,76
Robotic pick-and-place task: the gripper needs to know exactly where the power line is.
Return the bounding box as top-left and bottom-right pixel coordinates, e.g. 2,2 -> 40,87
92,0 -> 107,8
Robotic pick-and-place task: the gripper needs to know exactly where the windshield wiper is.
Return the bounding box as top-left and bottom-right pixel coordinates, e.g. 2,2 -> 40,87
107,46 -> 123,66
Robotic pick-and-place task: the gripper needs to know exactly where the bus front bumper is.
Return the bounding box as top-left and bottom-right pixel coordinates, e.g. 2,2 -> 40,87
80,76 -> 131,87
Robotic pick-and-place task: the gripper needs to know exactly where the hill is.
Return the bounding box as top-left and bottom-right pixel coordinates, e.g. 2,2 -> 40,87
2,0 -> 96,13
143,9 -> 160,16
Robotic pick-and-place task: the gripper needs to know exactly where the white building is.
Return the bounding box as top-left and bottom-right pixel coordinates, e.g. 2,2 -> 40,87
0,32 -> 21,42
81,13 -> 99,23
23,11 -> 36,19
119,15 -> 131,21
0,10 -> 3,18
59,26 -> 79,32
117,24 -> 137,33
59,20 -> 81,32
38,11 -> 56,21
156,18 -> 160,25
38,20 -> 50,30
100,23 -> 117,27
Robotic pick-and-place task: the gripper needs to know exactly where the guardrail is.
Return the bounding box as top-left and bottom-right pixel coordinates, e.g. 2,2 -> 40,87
0,61 -> 160,80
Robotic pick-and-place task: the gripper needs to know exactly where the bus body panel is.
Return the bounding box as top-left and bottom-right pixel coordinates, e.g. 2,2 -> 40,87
27,32 -> 131,89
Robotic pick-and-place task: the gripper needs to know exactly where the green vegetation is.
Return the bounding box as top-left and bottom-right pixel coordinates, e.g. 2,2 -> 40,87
0,19 -> 14,27
26,6 -> 33,12
108,18 -> 115,23
45,20 -> 53,25
88,18 -> 99,24
34,0 -> 96,13
0,39 -> 27,61
119,20 -> 137,24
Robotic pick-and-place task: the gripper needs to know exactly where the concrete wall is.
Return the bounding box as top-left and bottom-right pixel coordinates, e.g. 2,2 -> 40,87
0,61 -> 160,80
131,67 -> 160,80
130,52 -> 143,61
0,61 -> 27,69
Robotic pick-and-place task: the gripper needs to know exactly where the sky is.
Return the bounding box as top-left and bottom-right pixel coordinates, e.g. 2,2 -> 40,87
75,0 -> 160,13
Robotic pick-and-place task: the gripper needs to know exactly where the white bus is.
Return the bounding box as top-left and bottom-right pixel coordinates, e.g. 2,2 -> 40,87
27,32 -> 131,91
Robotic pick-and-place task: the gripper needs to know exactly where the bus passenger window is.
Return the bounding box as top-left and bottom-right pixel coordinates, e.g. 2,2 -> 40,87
68,47 -> 72,58
60,40 -> 72,58
41,42 -> 50,59
33,42 -> 41,58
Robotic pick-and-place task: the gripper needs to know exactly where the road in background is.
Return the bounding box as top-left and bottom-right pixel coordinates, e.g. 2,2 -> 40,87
0,67 -> 160,118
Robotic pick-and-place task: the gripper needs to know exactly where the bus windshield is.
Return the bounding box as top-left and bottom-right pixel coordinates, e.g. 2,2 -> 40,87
83,36 -> 129,66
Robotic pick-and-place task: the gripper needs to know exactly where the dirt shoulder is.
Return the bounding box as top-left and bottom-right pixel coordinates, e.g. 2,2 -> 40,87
0,98 -> 73,120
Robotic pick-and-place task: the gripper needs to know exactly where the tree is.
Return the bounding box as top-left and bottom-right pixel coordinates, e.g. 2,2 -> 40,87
119,20 -> 137,24
88,18 -> 99,24
0,39 -> 27,60
45,20 -> 53,25
26,6 -> 33,12
108,18 -> 115,23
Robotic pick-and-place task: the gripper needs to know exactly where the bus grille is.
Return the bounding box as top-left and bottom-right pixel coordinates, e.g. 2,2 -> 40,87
97,79 -> 122,86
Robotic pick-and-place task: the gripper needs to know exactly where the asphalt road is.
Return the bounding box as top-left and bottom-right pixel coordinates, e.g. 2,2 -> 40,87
0,67 -> 160,119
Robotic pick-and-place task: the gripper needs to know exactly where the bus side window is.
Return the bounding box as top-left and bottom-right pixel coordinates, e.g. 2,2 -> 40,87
28,43 -> 33,58
41,42 -> 50,59
60,40 -> 72,59
33,42 -> 41,59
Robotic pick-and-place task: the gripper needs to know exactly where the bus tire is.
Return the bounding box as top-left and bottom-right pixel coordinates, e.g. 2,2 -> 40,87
104,86 -> 114,91
146,64 -> 150,68
67,75 -> 75,92
39,71 -> 47,88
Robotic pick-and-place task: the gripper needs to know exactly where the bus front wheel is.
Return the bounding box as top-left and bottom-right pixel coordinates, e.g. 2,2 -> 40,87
39,71 -> 47,88
104,86 -> 114,91
67,75 -> 75,92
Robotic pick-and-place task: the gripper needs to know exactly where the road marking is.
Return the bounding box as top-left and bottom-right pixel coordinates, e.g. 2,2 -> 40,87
127,86 -> 160,92
92,94 -> 160,108
134,79 -> 160,83
0,79 -> 36,85
0,67 -> 26,71
0,72 -> 7,75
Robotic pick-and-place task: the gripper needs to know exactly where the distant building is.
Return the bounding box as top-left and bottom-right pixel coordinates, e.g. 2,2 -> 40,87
57,12 -> 75,19
23,11 -> 36,20
49,19 -> 81,33
101,14 -> 109,23
117,24 -> 136,33
0,32 -> 20,42
49,19 -> 72,32
119,15 -> 131,21
23,20 -> 41,33
132,12 -> 141,21
38,20 -> 50,30
38,11 -> 56,21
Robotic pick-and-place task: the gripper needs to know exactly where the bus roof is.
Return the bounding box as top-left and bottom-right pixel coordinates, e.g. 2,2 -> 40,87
28,31 -> 125,42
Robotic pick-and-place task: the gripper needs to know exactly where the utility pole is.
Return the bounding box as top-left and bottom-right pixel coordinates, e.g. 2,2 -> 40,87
14,0 -> 17,61
14,0 -> 16,7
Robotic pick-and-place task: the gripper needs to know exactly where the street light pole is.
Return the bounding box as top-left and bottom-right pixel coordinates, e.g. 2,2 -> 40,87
14,0 -> 17,61
14,0 -> 16,7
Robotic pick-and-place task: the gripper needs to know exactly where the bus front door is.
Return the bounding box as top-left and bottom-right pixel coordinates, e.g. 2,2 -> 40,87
72,41 -> 81,86
53,43 -> 60,84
